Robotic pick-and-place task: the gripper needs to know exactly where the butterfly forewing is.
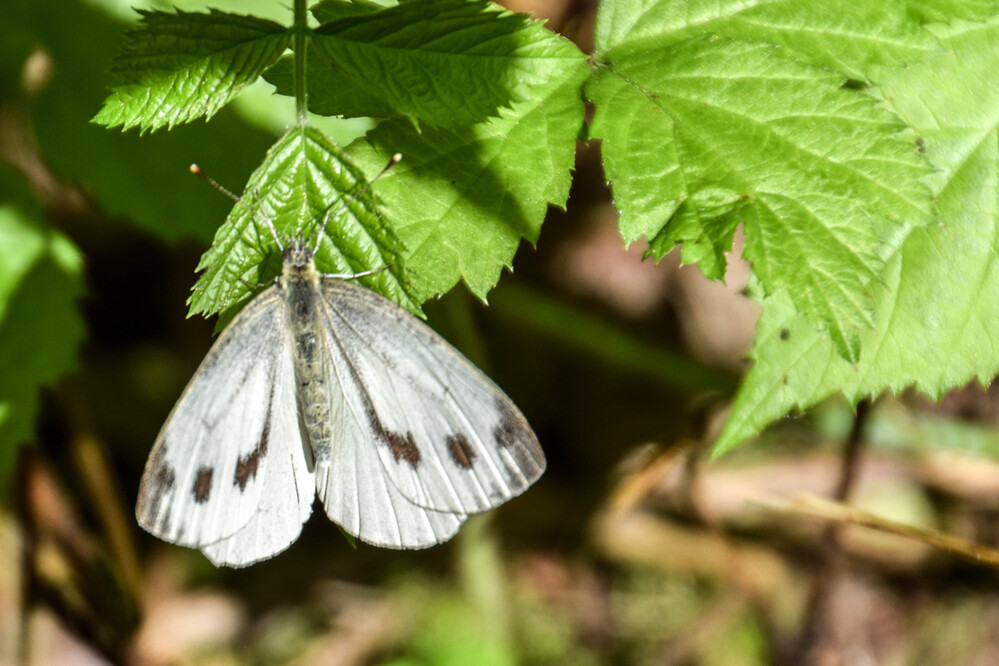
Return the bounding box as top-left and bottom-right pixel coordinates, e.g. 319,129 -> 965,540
317,279 -> 546,517
136,289 -> 302,548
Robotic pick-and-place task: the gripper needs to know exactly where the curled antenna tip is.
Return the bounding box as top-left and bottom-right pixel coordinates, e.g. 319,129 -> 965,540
189,164 -> 200,174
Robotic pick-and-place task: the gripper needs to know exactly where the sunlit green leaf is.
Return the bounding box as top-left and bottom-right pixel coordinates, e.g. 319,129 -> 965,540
716,18 -> 999,454
189,125 -> 418,321
346,39 -> 588,301
588,0 -> 934,361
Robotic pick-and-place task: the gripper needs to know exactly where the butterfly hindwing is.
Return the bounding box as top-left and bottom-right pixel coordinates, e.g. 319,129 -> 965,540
200,329 -> 315,566
317,279 -> 546,518
136,288 -> 305,551
200,431 -> 314,566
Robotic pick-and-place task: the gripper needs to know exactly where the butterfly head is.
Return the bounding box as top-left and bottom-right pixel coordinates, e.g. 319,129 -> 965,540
282,239 -> 316,269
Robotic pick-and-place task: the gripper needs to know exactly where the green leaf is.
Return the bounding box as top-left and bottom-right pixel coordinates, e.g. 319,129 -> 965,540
344,36 -> 588,301
588,3 -> 934,361
715,18 -> 999,455
189,125 -> 418,321
93,9 -> 290,132
908,0 -> 999,24
311,0 -> 387,23
0,200 -> 85,486
594,0 -> 940,81
269,0 -> 551,126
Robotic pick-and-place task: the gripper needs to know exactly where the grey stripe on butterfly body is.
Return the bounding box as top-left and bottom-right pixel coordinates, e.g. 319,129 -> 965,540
135,157 -> 545,567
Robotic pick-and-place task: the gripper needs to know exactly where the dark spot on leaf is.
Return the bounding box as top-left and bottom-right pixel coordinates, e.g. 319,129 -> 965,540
447,434 -> 476,469
779,328 -> 790,341
915,137 -> 925,153
193,467 -> 213,504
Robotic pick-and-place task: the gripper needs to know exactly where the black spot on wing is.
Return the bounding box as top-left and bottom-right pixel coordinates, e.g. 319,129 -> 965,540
389,431 -> 421,467
234,383 -> 274,491
235,431 -> 268,491
447,434 -> 476,469
193,466 -> 214,503
366,406 -> 421,468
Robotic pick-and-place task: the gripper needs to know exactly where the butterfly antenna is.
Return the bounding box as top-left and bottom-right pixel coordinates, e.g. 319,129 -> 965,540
190,164 -> 284,251
311,153 -> 402,254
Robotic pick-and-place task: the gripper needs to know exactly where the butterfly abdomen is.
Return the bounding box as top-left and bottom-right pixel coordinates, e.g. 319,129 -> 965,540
283,256 -> 334,462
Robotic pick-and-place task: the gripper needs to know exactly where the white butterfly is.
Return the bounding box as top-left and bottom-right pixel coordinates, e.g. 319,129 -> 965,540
135,169 -> 545,567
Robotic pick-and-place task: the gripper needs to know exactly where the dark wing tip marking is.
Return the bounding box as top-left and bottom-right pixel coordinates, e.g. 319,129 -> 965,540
493,399 -> 527,451
193,466 -> 214,504
493,397 -> 545,481
137,443 -> 177,532
366,405 -> 421,468
446,434 -> 476,469
154,460 -> 176,491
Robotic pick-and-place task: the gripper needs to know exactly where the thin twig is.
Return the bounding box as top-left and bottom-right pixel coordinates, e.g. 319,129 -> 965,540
790,398 -> 872,665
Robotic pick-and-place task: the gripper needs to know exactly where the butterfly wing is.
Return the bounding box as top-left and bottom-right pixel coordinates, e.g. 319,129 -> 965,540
314,434 -> 466,549
136,288 -> 312,556
200,409 -> 315,566
316,279 -> 545,523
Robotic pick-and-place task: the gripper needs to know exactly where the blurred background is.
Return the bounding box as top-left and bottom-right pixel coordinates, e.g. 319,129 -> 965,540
5,0 -> 999,664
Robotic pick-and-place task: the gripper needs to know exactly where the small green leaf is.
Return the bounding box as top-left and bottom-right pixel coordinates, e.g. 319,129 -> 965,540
93,9 -> 290,132
589,7 -> 934,361
715,18 -> 999,455
345,35 -> 588,301
0,202 -> 85,487
271,0 -> 551,126
189,125 -> 418,321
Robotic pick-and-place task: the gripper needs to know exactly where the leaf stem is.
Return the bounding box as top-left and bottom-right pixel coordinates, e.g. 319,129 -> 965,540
293,0 -> 309,125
